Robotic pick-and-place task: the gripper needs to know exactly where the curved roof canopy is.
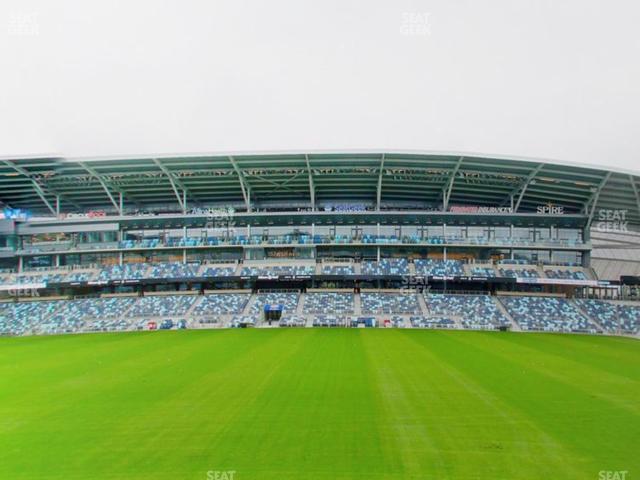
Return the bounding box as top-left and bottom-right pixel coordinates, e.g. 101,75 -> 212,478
1,152 -> 639,226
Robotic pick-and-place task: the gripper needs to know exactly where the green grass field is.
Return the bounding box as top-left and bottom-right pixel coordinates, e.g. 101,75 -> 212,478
0,329 -> 638,480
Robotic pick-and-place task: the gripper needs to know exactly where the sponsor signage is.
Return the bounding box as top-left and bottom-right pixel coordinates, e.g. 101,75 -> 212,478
536,204 -> 565,215
449,206 -> 513,214
516,277 -> 599,287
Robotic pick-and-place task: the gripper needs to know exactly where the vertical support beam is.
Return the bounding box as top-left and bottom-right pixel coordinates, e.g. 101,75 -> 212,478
305,154 -> 315,211
376,154 -> 385,211
55,195 -> 60,217
119,192 -> 123,215
443,157 -> 464,211
586,172 -> 612,229
629,175 -> 640,222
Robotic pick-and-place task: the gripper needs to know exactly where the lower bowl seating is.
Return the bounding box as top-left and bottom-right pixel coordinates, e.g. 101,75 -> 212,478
409,316 -> 456,328
192,294 -> 249,315
127,295 -> 197,317
278,315 -> 307,327
361,292 -> 420,314
0,301 -> 61,336
251,292 -> 299,314
312,315 -> 348,327
230,315 -> 258,327
303,292 -> 354,314
575,299 -> 640,334
426,294 -> 510,329
500,296 -> 597,332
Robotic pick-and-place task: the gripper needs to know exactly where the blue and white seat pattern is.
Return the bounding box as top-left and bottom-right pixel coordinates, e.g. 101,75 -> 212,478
303,292 -> 354,314
361,292 -> 420,314
414,259 -> 464,277
500,296 -> 597,333
251,292 -> 300,313
126,295 -> 197,317
361,258 -> 409,276
192,294 -> 249,315
409,316 -> 456,328
575,299 -> 640,334
426,294 -> 509,329
279,315 -> 307,327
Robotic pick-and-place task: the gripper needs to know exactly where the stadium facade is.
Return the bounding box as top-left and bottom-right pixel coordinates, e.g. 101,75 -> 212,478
1,151 -> 640,336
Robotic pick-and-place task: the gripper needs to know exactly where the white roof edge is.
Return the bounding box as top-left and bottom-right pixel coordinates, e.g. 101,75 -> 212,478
2,149 -> 639,177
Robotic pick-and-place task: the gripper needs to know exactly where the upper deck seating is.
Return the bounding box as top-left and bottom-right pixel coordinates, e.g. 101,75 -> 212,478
200,266 -> 236,277
361,258 -> 409,276
414,259 -> 464,277
96,263 -> 149,282
148,262 -> 199,279
321,264 -> 355,275
544,268 -> 587,280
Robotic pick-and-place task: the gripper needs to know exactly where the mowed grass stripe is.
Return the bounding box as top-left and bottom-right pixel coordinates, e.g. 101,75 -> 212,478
408,331 -> 640,478
192,329 -> 399,480
368,330 -> 584,479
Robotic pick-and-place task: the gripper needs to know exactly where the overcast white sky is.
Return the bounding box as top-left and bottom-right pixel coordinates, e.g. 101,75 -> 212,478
1,0 -> 639,171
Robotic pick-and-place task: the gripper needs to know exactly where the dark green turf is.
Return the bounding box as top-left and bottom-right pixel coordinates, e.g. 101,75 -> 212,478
0,329 -> 638,479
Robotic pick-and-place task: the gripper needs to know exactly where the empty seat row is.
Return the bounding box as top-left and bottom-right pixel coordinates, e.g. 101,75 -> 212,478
414,259 -> 464,277
500,296 -> 597,333
192,294 -> 250,315
361,292 -> 420,314
303,292 -> 354,313
426,294 -> 510,329
251,292 -> 299,313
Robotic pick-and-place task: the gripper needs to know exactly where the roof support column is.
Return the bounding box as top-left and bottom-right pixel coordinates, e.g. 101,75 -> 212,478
305,154 -> 315,210
229,156 -> 251,212
586,172 -> 612,229
629,175 -> 640,222
78,162 -> 122,214
32,181 -> 56,215
443,157 -> 463,211
376,154 -> 385,211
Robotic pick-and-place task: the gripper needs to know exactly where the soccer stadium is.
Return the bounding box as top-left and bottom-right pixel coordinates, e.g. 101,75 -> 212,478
3,1 -> 640,479
0,151 -> 639,478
